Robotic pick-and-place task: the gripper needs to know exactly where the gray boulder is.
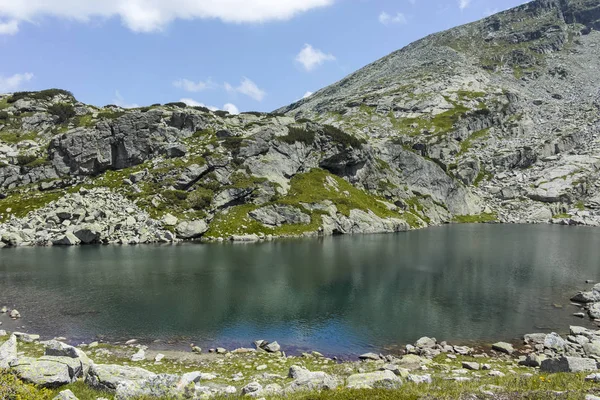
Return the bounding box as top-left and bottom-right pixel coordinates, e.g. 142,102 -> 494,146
544,332 -> 566,353
346,370 -> 403,389
175,220 -> 208,239
589,303 -> 600,319
73,224 -> 102,244
0,334 -> 17,368
44,340 -> 91,378
541,356 -> 598,373
359,352 -> 381,361
174,164 -> 208,190
264,341 -> 281,353
286,365 -> 339,392
519,353 -> 547,368
492,342 -> 514,355
10,356 -> 75,388
86,364 -> 156,391
53,232 -> 81,246
115,374 -> 181,400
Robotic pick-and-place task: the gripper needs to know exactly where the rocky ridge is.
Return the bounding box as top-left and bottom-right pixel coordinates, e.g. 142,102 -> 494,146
2,0 -> 600,246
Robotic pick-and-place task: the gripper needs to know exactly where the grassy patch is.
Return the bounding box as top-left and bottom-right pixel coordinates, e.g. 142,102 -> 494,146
0,190 -> 63,222
0,131 -> 38,144
453,213 -> 498,223
7,89 -> 74,104
553,213 -> 571,219
458,128 -> 490,155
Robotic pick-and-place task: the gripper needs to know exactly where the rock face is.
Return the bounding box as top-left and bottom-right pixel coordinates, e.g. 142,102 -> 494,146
10,356 -> 76,388
86,364 -> 157,391
541,356 -> 598,373
2,1 -> 600,245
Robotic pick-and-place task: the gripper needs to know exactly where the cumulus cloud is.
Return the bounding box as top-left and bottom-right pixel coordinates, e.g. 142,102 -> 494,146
379,12 -> 407,25
225,77 -> 266,101
0,0 -> 334,33
173,78 -> 216,93
458,0 -> 471,10
303,91 -> 313,99
0,19 -> 18,35
223,103 -> 240,115
113,90 -> 139,109
0,72 -> 34,92
295,44 -> 335,72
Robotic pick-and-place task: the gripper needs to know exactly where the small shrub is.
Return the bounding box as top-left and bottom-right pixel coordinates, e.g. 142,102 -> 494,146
322,125 -> 366,149
278,126 -> 316,145
221,137 -> 244,154
214,110 -> 230,117
193,106 -> 211,113
165,102 -> 187,108
8,89 -> 73,104
97,110 -> 125,120
48,103 -> 76,124
0,111 -> 8,120
241,111 -> 265,117
16,154 -> 38,166
188,187 -> 214,210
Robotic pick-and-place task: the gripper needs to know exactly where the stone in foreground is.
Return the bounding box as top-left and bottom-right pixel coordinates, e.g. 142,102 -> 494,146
10,357 -> 74,388
541,356 -> 598,373
53,389 -> 79,400
346,370 -> 403,389
492,342 -> 514,355
286,365 -> 339,392
86,364 -> 156,391
0,334 -> 17,369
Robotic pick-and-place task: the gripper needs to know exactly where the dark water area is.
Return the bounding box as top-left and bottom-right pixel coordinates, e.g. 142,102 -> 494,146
0,224 -> 598,356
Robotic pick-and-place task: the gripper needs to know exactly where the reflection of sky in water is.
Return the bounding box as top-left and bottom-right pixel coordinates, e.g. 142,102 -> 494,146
0,224 -> 599,355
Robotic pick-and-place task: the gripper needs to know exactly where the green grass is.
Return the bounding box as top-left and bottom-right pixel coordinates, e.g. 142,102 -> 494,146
0,131 -> 38,144
389,102 -> 470,137
0,189 -> 63,222
322,125 -> 366,149
458,128 -> 490,155
552,213 -> 571,219
205,168 -> 419,237
453,213 -> 498,223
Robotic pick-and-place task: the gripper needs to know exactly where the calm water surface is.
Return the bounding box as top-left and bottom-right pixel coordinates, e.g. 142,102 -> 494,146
0,224 -> 599,356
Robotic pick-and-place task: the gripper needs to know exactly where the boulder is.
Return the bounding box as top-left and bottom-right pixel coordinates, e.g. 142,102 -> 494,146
492,342 -> 514,355
407,374 -> 432,384
524,333 -> 547,345
86,364 -> 156,391
286,365 -> 339,392
53,232 -> 81,246
10,357 -> 74,388
589,303 -> 600,319
519,353 -> 547,367
541,356 -> 598,373
462,361 -> 480,370
264,341 -> 281,353
44,340 -> 91,378
115,374 -> 181,400
544,332 -> 566,352
73,224 -> 102,244
346,370 -> 403,389
0,334 -> 17,368
415,337 -> 437,349
175,220 -> 208,239
359,352 -> 381,361
241,381 -> 263,396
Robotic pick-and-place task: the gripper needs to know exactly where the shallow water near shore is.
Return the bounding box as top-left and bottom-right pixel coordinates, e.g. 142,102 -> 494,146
0,224 -> 598,356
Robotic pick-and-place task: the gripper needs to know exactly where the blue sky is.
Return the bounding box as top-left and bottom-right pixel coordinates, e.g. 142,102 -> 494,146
0,0 -> 528,113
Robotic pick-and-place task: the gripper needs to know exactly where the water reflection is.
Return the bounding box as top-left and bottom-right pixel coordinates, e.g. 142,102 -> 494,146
0,224 -> 598,355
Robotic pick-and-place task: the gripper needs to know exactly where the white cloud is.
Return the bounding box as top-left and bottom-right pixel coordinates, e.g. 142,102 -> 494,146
0,72 -> 34,92
378,12 -> 407,25
225,77 -> 266,101
303,91 -> 313,99
113,90 -> 139,108
0,0 -> 334,33
173,78 -> 215,93
0,19 -> 18,35
223,103 -> 240,115
458,0 -> 471,10
295,44 -> 335,72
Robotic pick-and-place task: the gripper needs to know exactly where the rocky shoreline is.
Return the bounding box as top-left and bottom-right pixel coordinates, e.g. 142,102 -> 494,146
2,284 -> 600,399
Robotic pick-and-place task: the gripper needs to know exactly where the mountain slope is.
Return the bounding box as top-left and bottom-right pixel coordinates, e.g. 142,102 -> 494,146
1,0 -> 600,247
277,0 -> 600,224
